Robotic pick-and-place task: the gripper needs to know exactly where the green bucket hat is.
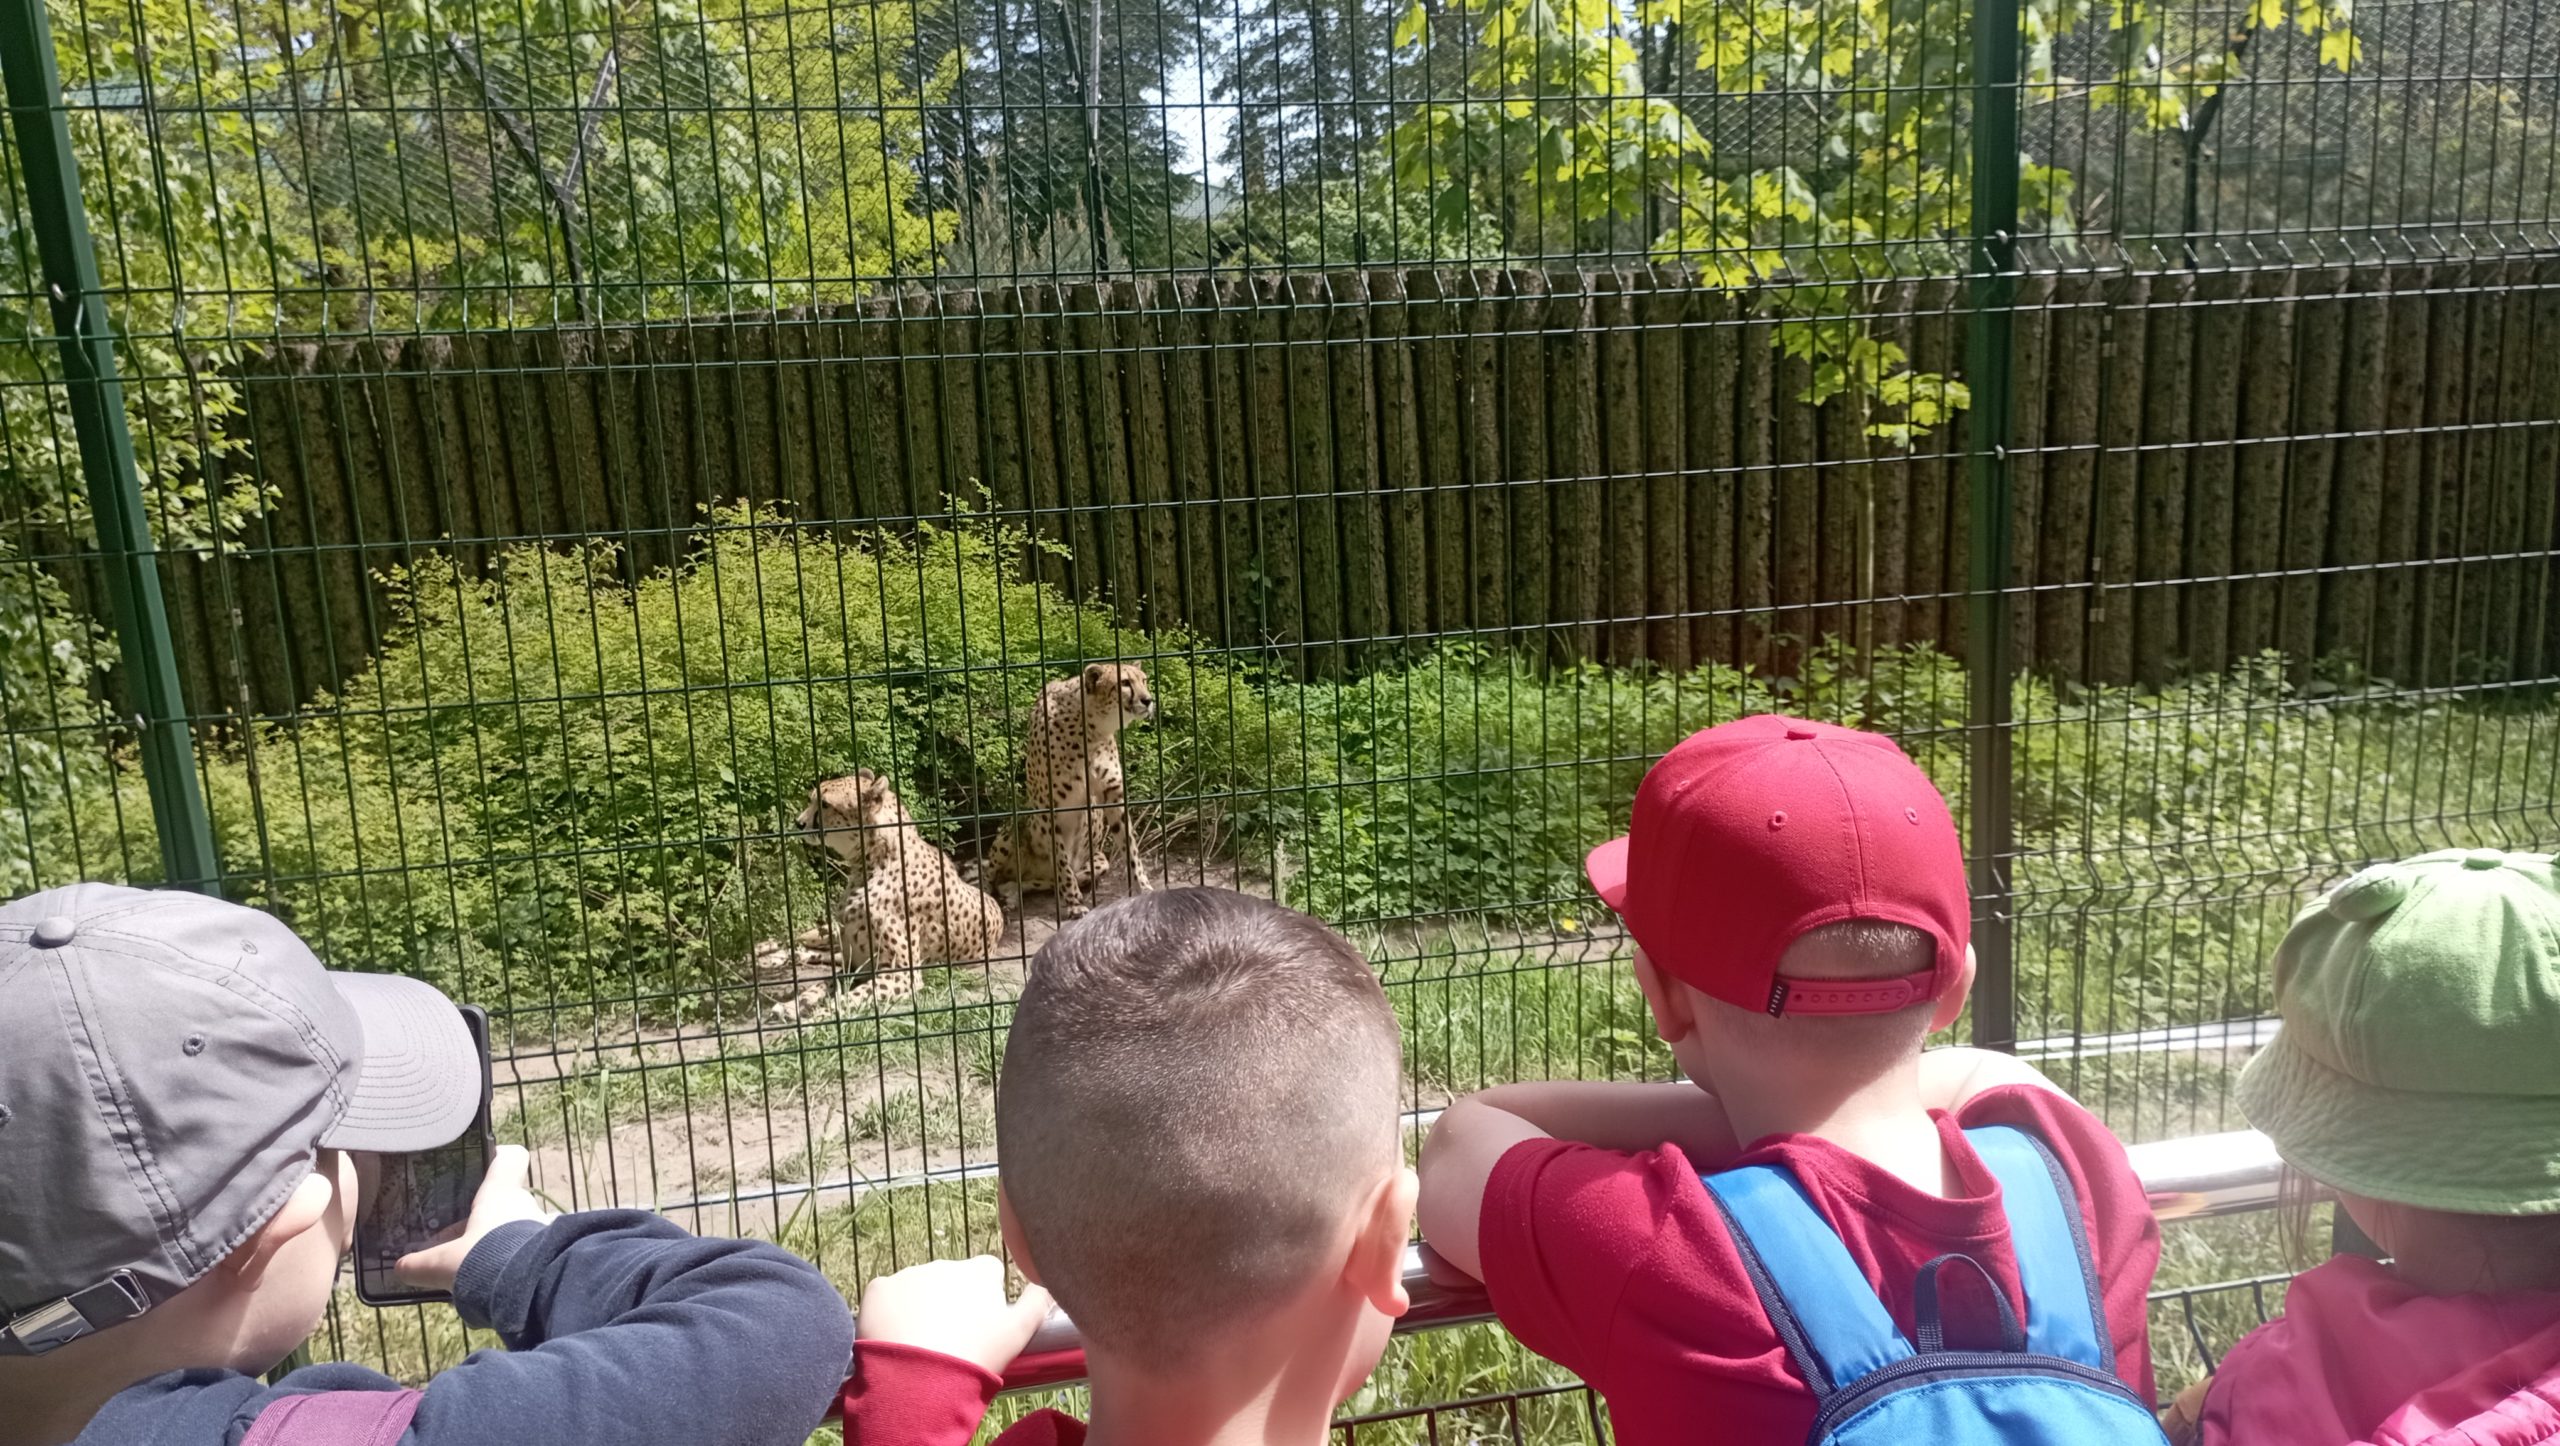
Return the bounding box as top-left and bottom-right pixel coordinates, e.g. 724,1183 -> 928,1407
2238,847 -> 2560,1216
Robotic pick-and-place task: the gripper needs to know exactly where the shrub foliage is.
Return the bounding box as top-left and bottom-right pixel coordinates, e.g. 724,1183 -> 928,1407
16,505 -> 2560,1036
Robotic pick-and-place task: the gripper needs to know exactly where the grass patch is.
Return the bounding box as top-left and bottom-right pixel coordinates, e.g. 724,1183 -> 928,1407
1385,938 -> 1667,1100
2148,1208 -> 2307,1383
496,986 -> 1012,1153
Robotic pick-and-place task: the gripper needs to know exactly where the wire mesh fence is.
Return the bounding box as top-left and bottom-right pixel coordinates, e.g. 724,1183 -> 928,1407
0,0 -> 2554,1412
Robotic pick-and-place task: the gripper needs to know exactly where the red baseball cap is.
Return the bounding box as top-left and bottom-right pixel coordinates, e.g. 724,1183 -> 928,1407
1585,715 -> 1970,1017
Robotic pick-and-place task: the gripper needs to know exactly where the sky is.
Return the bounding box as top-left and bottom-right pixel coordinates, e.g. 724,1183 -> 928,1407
1165,47 -> 1239,188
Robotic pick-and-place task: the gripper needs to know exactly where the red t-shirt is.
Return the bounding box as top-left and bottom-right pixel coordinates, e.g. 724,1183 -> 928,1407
1478,1084 -> 2162,1446
839,1341 -> 1086,1446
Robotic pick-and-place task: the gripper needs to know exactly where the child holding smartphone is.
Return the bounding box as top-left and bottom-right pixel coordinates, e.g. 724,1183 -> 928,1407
0,884 -> 852,1446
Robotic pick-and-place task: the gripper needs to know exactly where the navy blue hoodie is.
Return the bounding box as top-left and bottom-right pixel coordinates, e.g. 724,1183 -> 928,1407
72,1211 -> 853,1446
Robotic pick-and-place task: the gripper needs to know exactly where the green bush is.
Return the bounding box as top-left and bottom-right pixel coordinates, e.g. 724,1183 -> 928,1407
179,504 -> 1295,1010
13,503 -> 2560,1035
1277,639 -> 2560,1037
1272,649 -> 1770,922
1270,639 -> 1981,924
0,551 -> 158,897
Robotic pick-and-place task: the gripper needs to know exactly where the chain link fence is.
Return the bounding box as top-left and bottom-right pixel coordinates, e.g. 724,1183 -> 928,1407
0,0 -> 2554,1420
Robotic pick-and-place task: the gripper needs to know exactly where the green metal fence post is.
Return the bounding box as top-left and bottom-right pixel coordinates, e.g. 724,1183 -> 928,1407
0,0 -> 221,893
1965,0 -> 2022,1050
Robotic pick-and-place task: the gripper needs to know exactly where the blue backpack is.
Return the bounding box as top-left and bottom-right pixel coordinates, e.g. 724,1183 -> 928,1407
1701,1124 -> 2170,1445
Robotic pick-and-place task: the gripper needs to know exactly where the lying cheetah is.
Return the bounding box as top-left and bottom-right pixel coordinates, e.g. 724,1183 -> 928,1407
984,662 -> 1155,920
750,771 -> 1005,1021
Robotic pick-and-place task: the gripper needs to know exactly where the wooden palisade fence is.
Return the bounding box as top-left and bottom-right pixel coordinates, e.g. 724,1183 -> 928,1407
153,258 -> 2560,717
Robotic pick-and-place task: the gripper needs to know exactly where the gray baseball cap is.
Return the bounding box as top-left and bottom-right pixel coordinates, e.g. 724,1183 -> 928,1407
0,883 -> 482,1355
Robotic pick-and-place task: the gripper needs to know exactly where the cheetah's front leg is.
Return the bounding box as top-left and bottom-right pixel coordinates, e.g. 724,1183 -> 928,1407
1052,865 -> 1090,920
1054,807 -> 1093,919
1121,805 -> 1153,893
1092,773 -> 1151,895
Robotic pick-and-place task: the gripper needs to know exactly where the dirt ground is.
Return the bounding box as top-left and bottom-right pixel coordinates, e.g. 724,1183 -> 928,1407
493,842 -> 1620,1239
501,854 -> 1263,1234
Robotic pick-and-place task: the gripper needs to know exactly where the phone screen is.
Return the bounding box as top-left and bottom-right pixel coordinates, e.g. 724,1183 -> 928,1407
353,1003 -> 493,1307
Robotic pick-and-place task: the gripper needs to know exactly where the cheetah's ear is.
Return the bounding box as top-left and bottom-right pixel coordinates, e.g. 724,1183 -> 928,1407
1083,662 -> 1108,692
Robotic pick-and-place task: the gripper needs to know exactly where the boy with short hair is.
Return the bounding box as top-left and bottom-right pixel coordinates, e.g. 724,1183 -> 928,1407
0,883 -> 853,1446
842,887 -> 1415,1446
1417,715 -> 2162,1445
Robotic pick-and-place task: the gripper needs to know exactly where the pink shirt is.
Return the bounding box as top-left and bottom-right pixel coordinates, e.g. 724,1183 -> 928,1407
2198,1256 -> 2560,1446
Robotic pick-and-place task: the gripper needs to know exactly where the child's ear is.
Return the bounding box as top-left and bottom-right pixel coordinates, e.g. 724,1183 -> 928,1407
1930,944 -> 1979,1034
997,1186 -> 1043,1286
1632,948 -> 1698,1045
223,1169 -> 340,1285
1345,1167 -> 1419,1317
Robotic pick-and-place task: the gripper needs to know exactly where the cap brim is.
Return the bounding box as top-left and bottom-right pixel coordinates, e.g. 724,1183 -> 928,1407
1586,835 -> 1631,913
2238,1029 -> 2560,1215
318,973 -> 483,1153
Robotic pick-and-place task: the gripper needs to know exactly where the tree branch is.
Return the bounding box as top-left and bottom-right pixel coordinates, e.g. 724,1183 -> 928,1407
2180,23 -> 2256,269
1049,0 -> 1118,270
561,47 -> 620,202
446,34 -> 591,318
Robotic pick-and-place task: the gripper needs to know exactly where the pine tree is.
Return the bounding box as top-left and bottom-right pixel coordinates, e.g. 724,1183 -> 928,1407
930,0 -> 1204,268
1216,0 -> 1397,193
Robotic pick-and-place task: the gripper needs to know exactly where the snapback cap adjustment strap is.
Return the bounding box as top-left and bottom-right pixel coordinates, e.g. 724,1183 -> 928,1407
1766,967 -> 1941,1016
0,1270 -> 149,1355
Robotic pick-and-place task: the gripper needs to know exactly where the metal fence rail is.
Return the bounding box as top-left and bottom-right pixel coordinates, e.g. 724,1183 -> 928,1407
1320,1272 -> 2295,1446
960,1127 -> 2293,1392
0,0 -> 2552,1423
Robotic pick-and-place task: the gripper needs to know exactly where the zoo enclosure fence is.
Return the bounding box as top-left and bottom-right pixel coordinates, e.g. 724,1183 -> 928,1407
0,0 -> 2553,1414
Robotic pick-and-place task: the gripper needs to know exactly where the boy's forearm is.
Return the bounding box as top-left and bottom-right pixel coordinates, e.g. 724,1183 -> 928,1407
406,1211 -> 855,1446
1415,1081 -> 1740,1283
1462,1080 -> 1741,1165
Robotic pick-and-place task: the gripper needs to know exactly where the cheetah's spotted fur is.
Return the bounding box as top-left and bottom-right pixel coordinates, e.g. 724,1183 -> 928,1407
751,771 -> 1005,1021
983,662 -> 1155,920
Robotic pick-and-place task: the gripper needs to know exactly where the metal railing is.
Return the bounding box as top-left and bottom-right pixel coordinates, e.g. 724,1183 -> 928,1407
1324,1244 -> 2302,1446
976,1130 -> 2287,1390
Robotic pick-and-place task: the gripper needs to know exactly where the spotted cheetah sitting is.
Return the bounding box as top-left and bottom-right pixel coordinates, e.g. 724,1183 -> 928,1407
984,662 -> 1156,920
750,771 -> 1006,1021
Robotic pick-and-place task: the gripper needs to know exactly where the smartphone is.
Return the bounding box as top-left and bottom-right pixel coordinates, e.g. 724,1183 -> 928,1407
353,1004 -> 493,1307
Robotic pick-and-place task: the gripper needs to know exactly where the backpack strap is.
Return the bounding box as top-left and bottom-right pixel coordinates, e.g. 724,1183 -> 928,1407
1702,1163 -> 1912,1399
242,1388 -> 423,1446
1912,1252 -> 2025,1356
1963,1124 -> 2117,1373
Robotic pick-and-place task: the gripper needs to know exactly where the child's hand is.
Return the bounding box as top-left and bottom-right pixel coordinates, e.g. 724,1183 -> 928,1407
857,1256 -> 1054,1375
393,1144 -> 559,1293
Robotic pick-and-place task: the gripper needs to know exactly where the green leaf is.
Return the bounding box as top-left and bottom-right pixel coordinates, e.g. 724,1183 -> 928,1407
1538,126 -> 1574,179
1393,1 -> 1431,51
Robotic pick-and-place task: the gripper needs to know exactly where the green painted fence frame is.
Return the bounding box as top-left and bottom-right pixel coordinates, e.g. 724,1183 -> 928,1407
0,0 -> 218,893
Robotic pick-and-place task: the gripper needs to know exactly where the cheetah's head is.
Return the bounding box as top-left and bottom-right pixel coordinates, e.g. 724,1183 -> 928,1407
796,770 -> 902,864
1081,661 -> 1155,730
